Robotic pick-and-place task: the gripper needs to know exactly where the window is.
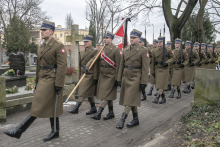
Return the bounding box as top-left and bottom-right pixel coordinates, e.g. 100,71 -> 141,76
55,34 -> 57,39
60,34 -> 62,37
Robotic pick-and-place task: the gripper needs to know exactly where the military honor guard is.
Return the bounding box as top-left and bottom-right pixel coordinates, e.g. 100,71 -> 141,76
182,41 -> 200,93
139,37 -> 149,101
4,21 -> 67,141
200,43 -> 209,69
147,39 -> 158,96
116,29 -> 149,129
207,44 -> 216,69
165,41 -> 172,91
151,36 -> 174,104
84,32 -> 121,120
168,38 -> 188,99
68,35 -> 98,115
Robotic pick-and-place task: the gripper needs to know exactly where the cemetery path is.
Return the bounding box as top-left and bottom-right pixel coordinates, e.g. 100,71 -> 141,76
0,83 -> 193,147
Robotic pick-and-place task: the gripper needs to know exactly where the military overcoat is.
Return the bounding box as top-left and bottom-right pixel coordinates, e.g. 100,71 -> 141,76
117,44 -> 149,107
31,37 -> 67,118
170,48 -> 188,86
198,50 -> 208,69
206,50 -> 214,69
86,43 -> 121,100
151,47 -> 174,89
78,46 -> 99,97
149,48 -> 156,84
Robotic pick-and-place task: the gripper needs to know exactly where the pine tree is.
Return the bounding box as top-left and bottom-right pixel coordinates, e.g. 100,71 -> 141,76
89,21 -> 96,48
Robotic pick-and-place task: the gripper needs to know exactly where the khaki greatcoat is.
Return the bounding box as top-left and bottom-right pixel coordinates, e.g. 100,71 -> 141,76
78,46 -> 99,97
170,48 -> 188,86
117,44 -> 149,107
206,50 -> 214,69
86,43 -> 121,100
149,48 -> 156,84
151,47 -> 174,90
31,37 -> 67,118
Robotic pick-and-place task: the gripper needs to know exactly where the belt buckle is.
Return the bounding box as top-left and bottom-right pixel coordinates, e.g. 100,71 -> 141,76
128,65 -> 132,70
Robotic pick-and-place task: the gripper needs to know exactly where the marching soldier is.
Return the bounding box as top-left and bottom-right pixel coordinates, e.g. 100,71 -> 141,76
116,29 -> 149,129
147,39 -> 158,96
207,44 -> 217,69
165,41 -> 172,91
4,21 -> 67,141
182,41 -> 200,93
200,43 -> 209,69
68,35 -> 98,115
84,31 -> 121,120
203,44 -> 214,69
139,37 -> 149,101
168,38 -> 188,99
151,36 -> 174,104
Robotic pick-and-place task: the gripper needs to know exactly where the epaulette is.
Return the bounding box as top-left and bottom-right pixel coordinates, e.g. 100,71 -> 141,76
55,40 -> 63,45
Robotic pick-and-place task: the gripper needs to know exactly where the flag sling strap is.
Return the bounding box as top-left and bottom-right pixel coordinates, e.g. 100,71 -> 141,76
101,51 -> 116,69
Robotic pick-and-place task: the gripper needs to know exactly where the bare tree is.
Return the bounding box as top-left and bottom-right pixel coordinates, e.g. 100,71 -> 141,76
65,13 -> 74,29
0,0 -> 50,29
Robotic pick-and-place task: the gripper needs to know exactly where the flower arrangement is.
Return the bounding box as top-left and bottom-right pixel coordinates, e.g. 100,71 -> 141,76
6,86 -> 19,94
2,69 -> 15,76
214,52 -> 220,69
66,67 -> 74,76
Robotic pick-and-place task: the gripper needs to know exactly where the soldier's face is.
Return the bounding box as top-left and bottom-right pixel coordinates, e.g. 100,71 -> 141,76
194,46 -> 199,50
166,45 -> 171,49
103,37 -> 112,45
84,41 -> 92,47
158,41 -> 163,47
201,46 -> 205,50
175,43 -> 180,48
186,45 -> 191,49
153,44 -> 157,48
41,29 -> 53,40
130,37 -> 140,45
208,47 -> 212,50
139,42 -> 145,46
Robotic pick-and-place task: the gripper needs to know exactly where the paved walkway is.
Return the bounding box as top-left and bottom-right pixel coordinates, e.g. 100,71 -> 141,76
0,83 -> 194,147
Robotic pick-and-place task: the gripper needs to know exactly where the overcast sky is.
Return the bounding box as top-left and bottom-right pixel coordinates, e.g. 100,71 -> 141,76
40,0 -> 220,44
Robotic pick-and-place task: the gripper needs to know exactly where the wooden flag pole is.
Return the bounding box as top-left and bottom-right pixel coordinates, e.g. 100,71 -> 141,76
64,45 -> 105,103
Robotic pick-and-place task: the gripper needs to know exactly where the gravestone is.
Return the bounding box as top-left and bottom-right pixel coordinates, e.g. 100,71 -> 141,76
8,53 -> 25,75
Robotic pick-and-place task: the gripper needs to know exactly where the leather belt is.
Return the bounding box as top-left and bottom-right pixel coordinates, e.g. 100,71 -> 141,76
101,65 -> 112,68
124,65 -> 142,69
40,65 -> 57,70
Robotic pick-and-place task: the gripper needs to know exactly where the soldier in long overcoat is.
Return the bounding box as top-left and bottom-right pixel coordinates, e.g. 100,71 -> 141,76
207,44 -> 216,69
200,43 -> 209,69
68,35 -> 98,115
84,32 -> 121,120
182,41 -> 200,93
147,39 -> 158,96
168,38 -> 188,99
116,29 -> 149,129
139,37 -> 150,101
4,21 -> 67,142
151,36 -> 174,104
165,41 -> 172,91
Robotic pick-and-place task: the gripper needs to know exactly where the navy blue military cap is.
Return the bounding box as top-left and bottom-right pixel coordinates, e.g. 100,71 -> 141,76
185,41 -> 191,45
153,39 -> 158,44
175,38 -> 182,44
104,31 -> 114,39
201,43 -> 206,47
130,29 -> 142,38
166,41 -> 172,46
83,35 -> 93,41
158,36 -> 163,42
208,44 -> 213,48
140,37 -> 146,42
40,20 -> 55,31
194,42 -> 200,46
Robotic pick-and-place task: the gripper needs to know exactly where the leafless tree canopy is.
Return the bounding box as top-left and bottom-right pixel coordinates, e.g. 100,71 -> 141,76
65,13 -> 74,29
0,0 -> 50,30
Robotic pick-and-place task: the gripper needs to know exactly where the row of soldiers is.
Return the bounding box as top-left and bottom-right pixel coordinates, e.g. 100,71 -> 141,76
4,20 -> 219,142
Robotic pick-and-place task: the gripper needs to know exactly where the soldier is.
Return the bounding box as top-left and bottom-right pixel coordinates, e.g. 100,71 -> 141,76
200,43 -> 209,69
116,29 -> 149,129
151,36 -> 174,104
4,21 -> 67,141
139,37 -> 149,101
168,38 -> 188,99
68,35 -> 98,115
207,44 -> 217,69
182,41 -> 200,93
147,39 -> 158,96
165,41 -> 172,91
84,31 -> 121,120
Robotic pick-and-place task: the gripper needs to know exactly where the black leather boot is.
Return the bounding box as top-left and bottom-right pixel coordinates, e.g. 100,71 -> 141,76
127,113 -> 139,128
103,106 -> 115,120
86,102 -> 97,115
176,89 -> 181,99
182,85 -> 187,93
169,89 -> 175,98
152,93 -> 160,104
68,101 -> 81,114
147,87 -> 153,96
191,81 -> 195,89
141,91 -> 147,101
4,115 -> 36,139
43,117 -> 59,142
159,94 -> 166,104
185,85 -> 191,93
165,84 -> 171,91
91,107 -> 104,120
116,113 -> 127,129
154,92 -> 158,96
